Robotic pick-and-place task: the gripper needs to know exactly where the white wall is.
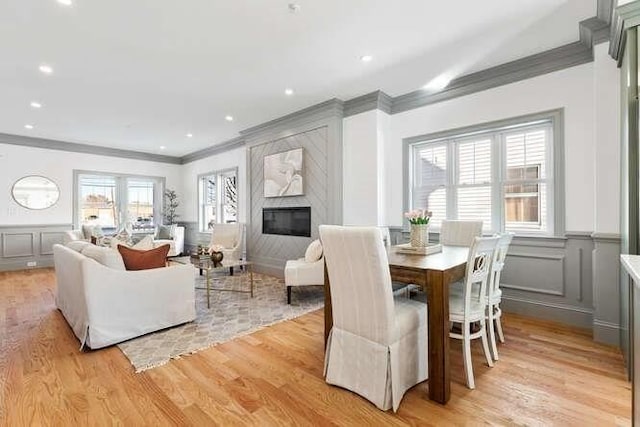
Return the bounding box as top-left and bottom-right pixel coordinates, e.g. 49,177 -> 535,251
343,110 -> 380,225
594,43 -> 622,234
180,146 -> 247,224
384,62 -> 599,231
0,143 -> 183,226
342,47 -> 621,234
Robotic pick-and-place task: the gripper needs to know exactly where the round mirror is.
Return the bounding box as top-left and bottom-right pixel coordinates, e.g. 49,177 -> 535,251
12,175 -> 60,210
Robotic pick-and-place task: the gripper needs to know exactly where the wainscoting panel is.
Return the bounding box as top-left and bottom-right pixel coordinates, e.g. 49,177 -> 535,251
0,224 -> 71,271
501,252 -> 566,296
2,233 -> 35,258
40,231 -> 67,255
389,228 -> 604,333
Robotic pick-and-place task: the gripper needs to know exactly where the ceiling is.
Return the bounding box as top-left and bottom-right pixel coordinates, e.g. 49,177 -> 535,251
0,0 -> 596,157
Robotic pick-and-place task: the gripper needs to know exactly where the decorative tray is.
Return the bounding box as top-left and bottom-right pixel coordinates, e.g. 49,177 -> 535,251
393,243 -> 442,255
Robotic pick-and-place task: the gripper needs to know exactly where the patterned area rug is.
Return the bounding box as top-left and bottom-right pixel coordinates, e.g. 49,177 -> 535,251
117,272 -> 324,372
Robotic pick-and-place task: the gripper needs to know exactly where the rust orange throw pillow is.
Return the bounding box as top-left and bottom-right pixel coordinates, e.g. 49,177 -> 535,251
117,244 -> 170,271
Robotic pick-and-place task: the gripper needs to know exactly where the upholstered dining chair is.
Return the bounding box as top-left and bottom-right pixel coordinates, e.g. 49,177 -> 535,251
319,225 -> 428,412
448,235 -> 499,389
440,220 -> 483,246
486,232 -> 514,361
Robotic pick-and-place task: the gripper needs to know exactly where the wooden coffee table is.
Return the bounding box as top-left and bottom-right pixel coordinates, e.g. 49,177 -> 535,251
173,256 -> 254,308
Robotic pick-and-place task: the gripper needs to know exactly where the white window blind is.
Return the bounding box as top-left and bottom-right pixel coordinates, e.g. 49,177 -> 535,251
409,119 -> 555,235
412,143 -> 447,228
456,138 -> 492,230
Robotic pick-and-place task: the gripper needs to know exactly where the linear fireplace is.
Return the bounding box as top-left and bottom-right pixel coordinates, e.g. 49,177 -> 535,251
262,207 -> 311,237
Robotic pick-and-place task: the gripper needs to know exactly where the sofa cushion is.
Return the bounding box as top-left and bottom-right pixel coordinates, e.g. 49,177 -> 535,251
66,240 -> 92,253
155,224 -> 175,240
133,235 -> 155,250
117,244 -> 170,271
305,239 -> 323,263
81,245 -> 126,270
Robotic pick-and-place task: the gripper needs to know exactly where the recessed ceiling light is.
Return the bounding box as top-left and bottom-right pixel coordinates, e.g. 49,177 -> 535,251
360,55 -> 373,63
30,101 -> 42,109
288,3 -> 300,13
24,124 -> 34,130
284,88 -> 294,96
423,74 -> 452,92
39,64 -> 53,74
186,133 -> 193,138
225,115 -> 234,122
159,146 -> 166,150
57,0 -> 73,5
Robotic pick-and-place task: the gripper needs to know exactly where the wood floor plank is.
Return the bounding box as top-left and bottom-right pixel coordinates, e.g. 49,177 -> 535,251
0,268 -> 632,426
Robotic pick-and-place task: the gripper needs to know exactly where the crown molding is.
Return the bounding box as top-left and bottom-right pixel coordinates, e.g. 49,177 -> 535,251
344,90 -> 393,117
179,136 -> 245,164
392,41 -> 592,114
599,0 -> 615,24
0,132 -> 182,164
610,1 -> 640,65
239,98 -> 344,139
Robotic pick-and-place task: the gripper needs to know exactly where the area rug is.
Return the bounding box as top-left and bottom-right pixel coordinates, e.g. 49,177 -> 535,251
117,272 -> 324,372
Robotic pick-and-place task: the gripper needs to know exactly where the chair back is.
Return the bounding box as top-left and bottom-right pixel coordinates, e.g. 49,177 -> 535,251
440,220 -> 483,246
488,232 -> 514,300
209,223 -> 242,248
461,236 -> 499,319
378,226 -> 392,248
319,225 -> 396,346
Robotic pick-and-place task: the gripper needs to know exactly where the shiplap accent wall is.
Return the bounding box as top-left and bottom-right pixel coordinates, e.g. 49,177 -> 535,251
248,127 -> 328,276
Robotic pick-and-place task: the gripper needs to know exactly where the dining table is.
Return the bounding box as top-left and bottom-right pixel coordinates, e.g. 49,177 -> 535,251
323,245 -> 469,405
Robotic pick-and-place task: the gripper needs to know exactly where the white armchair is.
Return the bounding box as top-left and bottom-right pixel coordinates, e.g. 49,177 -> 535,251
284,239 -> 324,304
154,226 -> 185,257
209,223 -> 243,260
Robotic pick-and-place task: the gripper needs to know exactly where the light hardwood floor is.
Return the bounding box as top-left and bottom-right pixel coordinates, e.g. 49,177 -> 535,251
0,268 -> 632,426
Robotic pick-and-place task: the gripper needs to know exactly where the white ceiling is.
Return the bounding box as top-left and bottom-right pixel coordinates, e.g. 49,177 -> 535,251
0,0 -> 596,156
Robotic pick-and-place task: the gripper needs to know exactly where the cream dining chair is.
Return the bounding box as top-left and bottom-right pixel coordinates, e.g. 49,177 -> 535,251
320,225 -> 428,412
448,236 -> 499,389
440,220 -> 483,246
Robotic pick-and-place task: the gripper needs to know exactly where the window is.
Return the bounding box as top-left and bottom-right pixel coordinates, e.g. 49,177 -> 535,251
75,172 -> 163,232
407,113 -> 561,236
199,168 -> 238,231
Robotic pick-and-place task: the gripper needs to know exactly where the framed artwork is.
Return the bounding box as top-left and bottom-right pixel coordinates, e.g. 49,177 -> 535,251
263,148 -> 304,197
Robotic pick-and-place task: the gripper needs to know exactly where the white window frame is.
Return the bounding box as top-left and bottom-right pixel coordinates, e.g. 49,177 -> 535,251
198,167 -> 239,232
403,110 -> 564,237
73,170 -> 165,232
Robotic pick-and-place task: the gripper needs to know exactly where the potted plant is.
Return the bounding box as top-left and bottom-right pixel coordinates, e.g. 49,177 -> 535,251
404,209 -> 432,247
163,189 -> 180,225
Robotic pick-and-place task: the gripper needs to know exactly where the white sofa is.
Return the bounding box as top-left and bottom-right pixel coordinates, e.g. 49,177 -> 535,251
64,226 -> 185,257
53,242 -> 195,349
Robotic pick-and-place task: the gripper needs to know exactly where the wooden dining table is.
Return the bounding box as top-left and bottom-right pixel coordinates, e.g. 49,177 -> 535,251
323,245 -> 469,405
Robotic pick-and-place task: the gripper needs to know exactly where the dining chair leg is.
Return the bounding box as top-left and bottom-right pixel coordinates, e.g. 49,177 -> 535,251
495,306 -> 505,343
480,320 -> 494,368
462,323 -> 475,389
487,308 -> 499,361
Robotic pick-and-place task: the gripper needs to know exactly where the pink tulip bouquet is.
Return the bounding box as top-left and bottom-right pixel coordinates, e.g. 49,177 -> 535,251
404,209 -> 432,225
